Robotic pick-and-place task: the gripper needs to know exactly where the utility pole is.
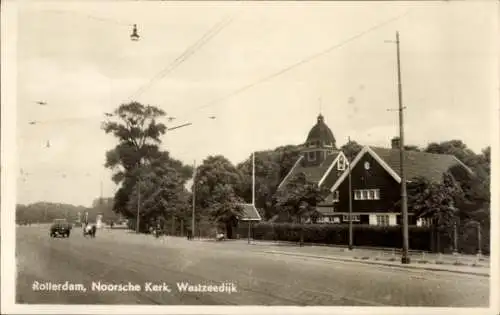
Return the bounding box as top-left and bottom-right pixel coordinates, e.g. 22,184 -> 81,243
192,160 -> 196,240
248,151 -> 255,245
348,137 -> 353,251
396,31 -> 410,264
136,179 -> 141,233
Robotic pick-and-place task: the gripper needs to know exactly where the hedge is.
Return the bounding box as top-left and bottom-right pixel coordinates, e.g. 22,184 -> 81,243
236,222 -> 490,255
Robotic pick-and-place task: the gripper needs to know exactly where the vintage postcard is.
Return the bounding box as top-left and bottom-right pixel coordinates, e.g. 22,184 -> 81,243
1,1 -> 498,314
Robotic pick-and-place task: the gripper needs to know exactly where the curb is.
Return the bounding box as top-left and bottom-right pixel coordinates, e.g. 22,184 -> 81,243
264,250 -> 490,277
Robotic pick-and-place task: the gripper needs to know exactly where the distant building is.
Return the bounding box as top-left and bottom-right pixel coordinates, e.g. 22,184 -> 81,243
276,114 -> 474,226
329,141 -> 474,226
226,203 -> 262,239
277,114 -> 349,223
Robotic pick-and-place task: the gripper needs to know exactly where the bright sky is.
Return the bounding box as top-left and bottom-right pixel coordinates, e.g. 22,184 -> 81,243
13,1 -> 498,207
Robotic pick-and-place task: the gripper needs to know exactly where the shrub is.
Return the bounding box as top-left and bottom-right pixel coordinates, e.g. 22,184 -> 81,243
237,223 -> 432,250
238,221 -> 489,255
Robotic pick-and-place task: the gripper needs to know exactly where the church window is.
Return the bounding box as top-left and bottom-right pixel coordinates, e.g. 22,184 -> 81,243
308,151 -> 316,161
343,215 -> 360,222
337,156 -> 346,171
354,189 -> 380,200
333,191 -> 339,202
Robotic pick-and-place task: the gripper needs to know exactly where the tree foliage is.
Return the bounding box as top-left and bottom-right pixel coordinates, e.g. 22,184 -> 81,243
424,140 -> 490,224
101,102 -> 193,222
102,102 -> 167,180
340,140 -> 363,161
194,155 -> 244,225
126,163 -> 190,231
16,202 -> 92,224
406,174 -> 462,234
274,173 -> 330,223
236,151 -> 281,219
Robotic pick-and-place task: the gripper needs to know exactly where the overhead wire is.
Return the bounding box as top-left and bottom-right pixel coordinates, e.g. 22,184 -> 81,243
126,15 -> 233,102
25,14 -> 234,127
45,9 -> 133,26
174,9 -> 413,122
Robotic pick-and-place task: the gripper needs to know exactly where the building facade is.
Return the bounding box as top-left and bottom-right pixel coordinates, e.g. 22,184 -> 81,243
277,114 -> 474,226
329,142 -> 474,226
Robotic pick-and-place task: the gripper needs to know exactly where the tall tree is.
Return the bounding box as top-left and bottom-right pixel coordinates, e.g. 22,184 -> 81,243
102,102 -> 167,216
424,141 -> 490,224
101,102 -> 193,219
194,155 -> 244,232
102,102 -> 167,182
406,174 -> 462,230
127,164 -> 190,232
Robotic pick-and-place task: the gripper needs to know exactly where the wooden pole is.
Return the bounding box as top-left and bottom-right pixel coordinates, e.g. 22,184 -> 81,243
252,152 -> 255,205
136,180 -> 140,233
192,160 -> 196,240
477,222 -> 482,256
348,136 -> 353,250
247,221 -> 251,244
172,215 -> 176,236
453,220 -> 458,254
396,31 -> 410,264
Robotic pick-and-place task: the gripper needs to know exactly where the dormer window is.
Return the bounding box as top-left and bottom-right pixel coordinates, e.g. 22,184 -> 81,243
307,151 -> 316,161
337,156 -> 346,171
333,191 -> 339,202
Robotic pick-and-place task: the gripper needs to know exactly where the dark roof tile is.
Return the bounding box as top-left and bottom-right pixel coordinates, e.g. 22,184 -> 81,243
286,152 -> 340,184
236,203 -> 262,221
370,147 -> 472,183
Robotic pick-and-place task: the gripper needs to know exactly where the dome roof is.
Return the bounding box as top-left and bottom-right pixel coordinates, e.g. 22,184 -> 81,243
306,114 -> 336,147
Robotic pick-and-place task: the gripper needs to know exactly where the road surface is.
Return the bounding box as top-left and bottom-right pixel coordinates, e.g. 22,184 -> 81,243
16,226 -> 489,306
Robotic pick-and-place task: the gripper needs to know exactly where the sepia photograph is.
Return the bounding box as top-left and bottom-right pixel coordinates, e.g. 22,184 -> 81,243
1,0 -> 498,314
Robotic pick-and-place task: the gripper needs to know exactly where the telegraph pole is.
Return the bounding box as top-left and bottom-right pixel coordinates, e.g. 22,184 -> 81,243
396,31 -> 410,264
136,179 -> 141,233
248,151 -> 255,245
348,137 -> 353,251
192,160 -> 196,240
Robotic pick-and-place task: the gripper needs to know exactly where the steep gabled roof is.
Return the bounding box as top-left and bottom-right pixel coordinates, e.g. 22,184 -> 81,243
236,203 -> 262,221
330,146 -> 474,192
315,206 -> 335,216
277,151 -> 341,189
370,147 -> 473,183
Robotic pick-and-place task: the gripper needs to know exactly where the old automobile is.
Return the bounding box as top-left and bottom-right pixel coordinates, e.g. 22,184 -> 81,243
50,218 -> 72,238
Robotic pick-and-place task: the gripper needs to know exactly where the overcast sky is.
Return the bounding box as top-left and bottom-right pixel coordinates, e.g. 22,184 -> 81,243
14,1 -> 498,207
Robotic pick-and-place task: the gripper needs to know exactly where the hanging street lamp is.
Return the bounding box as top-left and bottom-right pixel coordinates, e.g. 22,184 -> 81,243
130,24 -> 140,41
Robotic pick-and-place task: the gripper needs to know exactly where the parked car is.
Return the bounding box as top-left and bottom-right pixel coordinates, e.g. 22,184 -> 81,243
50,219 -> 72,238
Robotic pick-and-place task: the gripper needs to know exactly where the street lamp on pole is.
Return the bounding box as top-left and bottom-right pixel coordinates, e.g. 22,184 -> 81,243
348,137 -> 353,251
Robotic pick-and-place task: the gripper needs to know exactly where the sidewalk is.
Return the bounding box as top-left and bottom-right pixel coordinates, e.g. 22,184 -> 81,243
198,238 -> 490,277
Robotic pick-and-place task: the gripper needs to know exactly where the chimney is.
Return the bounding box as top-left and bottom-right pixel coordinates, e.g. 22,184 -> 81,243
391,137 -> 401,149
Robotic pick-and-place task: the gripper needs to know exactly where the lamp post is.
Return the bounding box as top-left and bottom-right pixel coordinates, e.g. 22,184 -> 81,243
348,137 -> 353,251
192,160 -> 196,240
136,177 -> 141,233
477,222 -> 482,256
248,151 -> 255,245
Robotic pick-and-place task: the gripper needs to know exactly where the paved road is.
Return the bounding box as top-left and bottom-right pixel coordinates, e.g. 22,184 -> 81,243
16,226 -> 489,306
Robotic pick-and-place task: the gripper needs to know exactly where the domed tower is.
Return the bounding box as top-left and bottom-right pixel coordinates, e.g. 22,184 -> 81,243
302,114 -> 337,166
